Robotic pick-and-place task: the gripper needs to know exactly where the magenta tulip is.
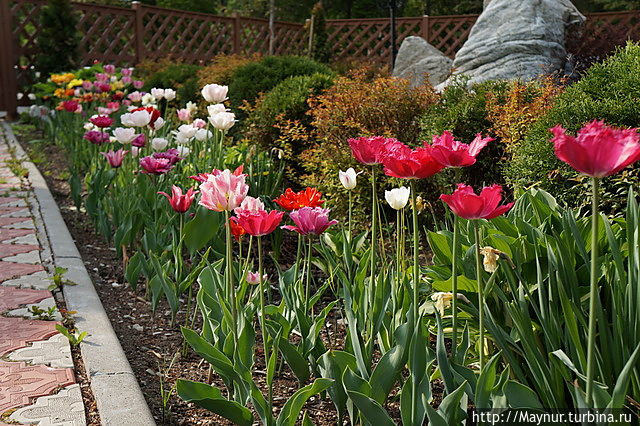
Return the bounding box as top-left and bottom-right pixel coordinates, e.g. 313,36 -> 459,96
551,120 -> 640,178
440,184 -> 513,220
158,185 -> 198,213
282,207 -> 338,235
152,148 -> 182,166
381,143 -> 444,179
348,136 -> 403,165
83,130 -> 110,145
198,168 -> 249,212
429,131 -> 494,168
101,149 -> 128,168
139,156 -> 174,175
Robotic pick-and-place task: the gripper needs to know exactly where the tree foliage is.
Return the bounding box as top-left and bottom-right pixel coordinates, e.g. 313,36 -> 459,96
36,0 -> 80,76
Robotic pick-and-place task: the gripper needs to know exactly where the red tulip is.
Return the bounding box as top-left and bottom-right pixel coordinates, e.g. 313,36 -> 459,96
235,209 -> 284,237
551,120 -> 640,178
348,136 -> 403,165
273,187 -> 325,211
429,131 -> 494,168
440,184 -> 513,220
90,115 -> 114,128
382,143 -> 444,179
132,106 -> 161,128
158,185 -> 198,213
229,217 -> 246,241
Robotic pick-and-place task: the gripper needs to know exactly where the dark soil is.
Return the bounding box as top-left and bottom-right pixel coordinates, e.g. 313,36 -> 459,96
14,123 -> 445,425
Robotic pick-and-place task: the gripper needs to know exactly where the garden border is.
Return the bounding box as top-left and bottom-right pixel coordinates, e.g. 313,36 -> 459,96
1,121 -> 157,426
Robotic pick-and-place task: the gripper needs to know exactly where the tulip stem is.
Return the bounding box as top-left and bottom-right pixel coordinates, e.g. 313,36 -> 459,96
369,167 -> 377,341
305,236 -> 313,318
451,215 -> 459,355
348,190 -> 352,242
294,233 -> 303,307
586,177 -> 600,408
409,181 -> 419,323
257,236 -> 272,412
224,210 -> 237,345
473,220 -> 484,369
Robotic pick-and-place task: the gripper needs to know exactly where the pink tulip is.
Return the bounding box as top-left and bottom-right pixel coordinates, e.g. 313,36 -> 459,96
84,130 -> 110,145
429,131 -> 494,168
282,207 -> 338,235
158,185 -> 198,213
551,120 -> 640,178
120,67 -> 133,77
348,136 -> 403,165
440,184 -> 514,220
133,80 -> 144,89
121,76 -> 132,85
235,209 -> 284,237
382,142 -> 444,179
198,169 -> 249,212
246,271 -> 268,284
234,196 -> 265,214
104,64 -> 116,74
95,73 -> 108,82
139,156 -> 174,175
189,165 -> 244,183
82,81 -> 93,90
101,149 -> 128,168
177,108 -> 192,122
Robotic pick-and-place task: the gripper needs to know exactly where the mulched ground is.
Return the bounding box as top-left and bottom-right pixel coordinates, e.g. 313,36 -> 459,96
14,123 -> 444,425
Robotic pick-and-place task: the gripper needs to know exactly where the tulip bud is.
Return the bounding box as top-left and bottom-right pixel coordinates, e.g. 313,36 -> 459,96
201,84 -> 228,103
338,168 -> 359,190
385,186 -> 410,210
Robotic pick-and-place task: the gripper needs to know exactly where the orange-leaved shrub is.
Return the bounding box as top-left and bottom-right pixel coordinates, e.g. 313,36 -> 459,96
300,71 -> 437,221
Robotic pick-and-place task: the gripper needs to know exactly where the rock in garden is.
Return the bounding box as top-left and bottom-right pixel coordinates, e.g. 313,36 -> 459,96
392,36 -> 453,87
444,0 -> 585,87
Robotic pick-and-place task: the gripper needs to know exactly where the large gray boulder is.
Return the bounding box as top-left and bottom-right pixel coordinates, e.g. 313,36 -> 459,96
393,36 -> 452,87
443,0 -> 584,88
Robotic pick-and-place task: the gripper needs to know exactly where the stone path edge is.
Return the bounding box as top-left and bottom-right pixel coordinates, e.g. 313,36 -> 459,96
2,122 -> 156,426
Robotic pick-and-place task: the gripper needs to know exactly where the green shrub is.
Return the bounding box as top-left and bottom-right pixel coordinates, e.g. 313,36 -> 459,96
243,73 -> 335,183
508,42 -> 640,212
142,63 -> 201,104
228,56 -> 332,114
420,78 -> 509,191
36,0 -> 80,76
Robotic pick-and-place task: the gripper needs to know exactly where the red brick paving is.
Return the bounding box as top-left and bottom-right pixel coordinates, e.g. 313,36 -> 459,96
0,318 -> 59,356
0,229 -> 33,242
0,262 -> 44,282
0,361 -> 75,412
0,206 -> 26,216
0,197 -> 22,206
0,287 -> 51,312
0,244 -> 39,259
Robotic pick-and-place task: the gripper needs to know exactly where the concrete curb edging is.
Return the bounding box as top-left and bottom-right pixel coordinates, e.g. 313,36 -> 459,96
2,122 -> 156,426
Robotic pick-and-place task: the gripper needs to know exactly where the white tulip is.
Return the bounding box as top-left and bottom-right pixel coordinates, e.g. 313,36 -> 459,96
195,128 -> 212,141
27,93 -> 36,100
175,132 -> 192,145
151,137 -> 168,151
385,186 -> 410,210
207,103 -> 227,117
150,88 -> 165,99
178,124 -> 198,139
16,92 -> 24,100
141,93 -> 155,106
208,111 -> 235,131
83,122 -> 95,131
339,168 -> 359,190
121,110 -> 151,127
163,88 -> 176,101
131,146 -> 140,157
113,127 -> 137,144
153,117 -> 165,130
176,146 -> 191,156
185,101 -> 198,114
201,84 -> 228,103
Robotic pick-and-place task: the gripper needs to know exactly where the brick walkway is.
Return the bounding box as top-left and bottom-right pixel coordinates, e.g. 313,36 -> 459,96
0,131 -> 86,425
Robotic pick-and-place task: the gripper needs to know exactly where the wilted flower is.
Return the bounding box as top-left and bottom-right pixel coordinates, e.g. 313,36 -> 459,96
479,247 -> 502,273
246,271 -> 268,285
339,168 -> 360,190
385,186 -> 410,210
431,292 -> 453,316
101,149 -> 128,168
201,84 -> 228,103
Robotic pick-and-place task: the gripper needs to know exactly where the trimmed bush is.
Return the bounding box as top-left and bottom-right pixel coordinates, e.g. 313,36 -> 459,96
142,63 -> 201,104
196,54 -> 261,88
36,0 -> 80,76
507,42 -> 640,212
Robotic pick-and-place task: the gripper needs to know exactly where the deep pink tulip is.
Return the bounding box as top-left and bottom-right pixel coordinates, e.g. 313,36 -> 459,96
429,131 -> 494,168
348,136 -> 403,165
132,133 -> 146,148
282,207 -> 338,235
198,168 -> 249,212
158,185 -> 198,213
152,148 -> 182,165
440,184 -> 514,220
120,67 -> 133,77
382,143 -> 444,179
101,149 -> 128,168
133,80 -> 144,89
235,209 -> 284,237
61,100 -> 80,113
104,64 -> 116,74
95,72 -> 108,82
189,165 -> 244,183
551,120 -> 640,178
139,156 -> 174,175
83,130 -> 110,145
82,81 -> 93,90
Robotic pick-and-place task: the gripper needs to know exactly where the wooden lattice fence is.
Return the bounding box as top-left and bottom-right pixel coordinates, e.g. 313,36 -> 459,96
2,0 -> 640,118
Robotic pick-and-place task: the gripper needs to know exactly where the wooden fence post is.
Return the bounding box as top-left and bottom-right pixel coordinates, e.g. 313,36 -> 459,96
0,0 -> 18,120
232,12 -> 241,54
132,1 -> 145,63
421,15 -> 430,42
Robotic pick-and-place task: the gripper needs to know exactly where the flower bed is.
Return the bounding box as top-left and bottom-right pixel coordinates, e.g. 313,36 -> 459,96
21,60 -> 640,425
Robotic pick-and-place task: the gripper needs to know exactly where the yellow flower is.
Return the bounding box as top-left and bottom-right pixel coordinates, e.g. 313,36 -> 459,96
411,195 -> 427,213
66,79 -> 83,89
431,292 -> 453,316
111,81 -> 124,90
480,247 -> 504,273
51,73 -> 76,85
53,88 -> 66,98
